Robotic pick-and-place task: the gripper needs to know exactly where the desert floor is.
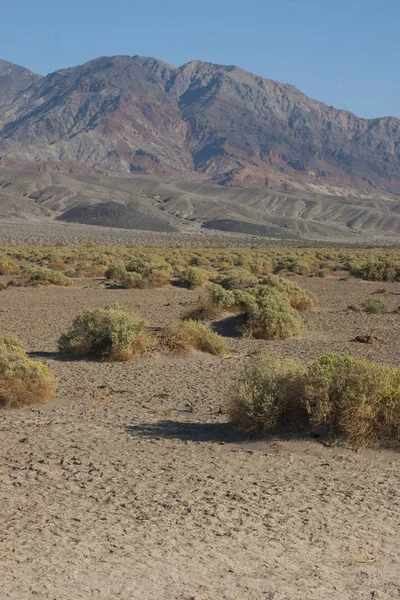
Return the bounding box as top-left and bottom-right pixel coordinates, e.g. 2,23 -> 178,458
0,274 -> 399,599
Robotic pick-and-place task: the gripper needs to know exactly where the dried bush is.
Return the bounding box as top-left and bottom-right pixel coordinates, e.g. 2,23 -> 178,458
166,320 -> 227,356
140,269 -> 171,288
0,336 -> 56,408
183,297 -> 221,322
58,307 -> 150,361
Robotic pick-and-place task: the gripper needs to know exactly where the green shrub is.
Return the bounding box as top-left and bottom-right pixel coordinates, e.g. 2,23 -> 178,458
0,255 -> 20,275
362,298 -> 388,314
230,351 -> 400,448
229,353 -> 306,433
26,267 -> 71,287
105,265 -> 126,281
119,272 -> 143,289
166,320 -> 227,356
178,267 -> 209,289
207,284 -> 237,310
350,260 -> 398,282
261,275 -> 319,311
220,269 -> 259,290
58,307 -> 150,361
243,288 -> 303,340
304,354 -> 400,448
0,336 -> 56,407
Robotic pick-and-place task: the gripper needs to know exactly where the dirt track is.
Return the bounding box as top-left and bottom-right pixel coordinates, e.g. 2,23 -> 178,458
0,276 -> 399,599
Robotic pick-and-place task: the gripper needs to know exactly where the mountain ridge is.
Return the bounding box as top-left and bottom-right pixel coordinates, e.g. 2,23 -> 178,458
0,54 -> 400,199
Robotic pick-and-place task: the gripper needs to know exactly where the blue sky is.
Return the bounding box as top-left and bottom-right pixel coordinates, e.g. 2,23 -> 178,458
1,0 -> 399,118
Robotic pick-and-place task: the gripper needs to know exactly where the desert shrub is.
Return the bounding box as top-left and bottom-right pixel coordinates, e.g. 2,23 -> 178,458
0,254 -> 20,276
274,256 -> 313,276
362,298 -> 388,314
229,353 -> 306,433
183,297 -> 221,322
207,284 -> 237,310
220,269 -> 259,290
140,269 -> 171,288
166,320 -> 227,356
118,272 -> 143,289
243,288 -> 303,340
178,267 -> 209,289
304,354 -> 400,447
0,336 -> 56,408
261,275 -> 319,311
105,265 -> 126,281
350,260 -> 398,282
58,307 -> 150,361
81,265 -> 108,278
230,351 -> 400,447
25,267 -> 72,287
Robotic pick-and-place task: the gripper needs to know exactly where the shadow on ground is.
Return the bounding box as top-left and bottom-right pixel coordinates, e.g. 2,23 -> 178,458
126,419 -> 328,450
126,420 -> 244,443
211,314 -> 246,338
29,351 -> 60,360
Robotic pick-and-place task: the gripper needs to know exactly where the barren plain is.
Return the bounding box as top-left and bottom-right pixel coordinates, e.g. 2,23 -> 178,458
0,260 -> 399,599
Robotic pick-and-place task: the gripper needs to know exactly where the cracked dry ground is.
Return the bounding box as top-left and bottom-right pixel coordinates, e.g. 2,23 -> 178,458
0,276 -> 399,599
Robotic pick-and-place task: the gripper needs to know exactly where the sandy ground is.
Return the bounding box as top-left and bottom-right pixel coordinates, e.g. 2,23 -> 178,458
0,219 -> 398,247
0,275 -> 399,599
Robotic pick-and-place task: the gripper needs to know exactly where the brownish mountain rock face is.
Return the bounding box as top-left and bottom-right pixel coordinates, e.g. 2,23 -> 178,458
0,54 -> 400,199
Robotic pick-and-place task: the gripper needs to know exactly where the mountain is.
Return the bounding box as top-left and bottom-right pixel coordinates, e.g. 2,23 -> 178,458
0,59 -> 42,126
0,55 -> 400,199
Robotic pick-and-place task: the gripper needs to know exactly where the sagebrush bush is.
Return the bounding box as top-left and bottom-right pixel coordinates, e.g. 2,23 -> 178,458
0,336 -> 56,407
166,320 -> 227,356
350,260 -> 398,282
220,269 -> 259,290
229,353 -> 306,433
58,307 -> 151,361
105,265 -> 126,281
25,267 -> 72,287
304,354 -> 400,448
362,298 -> 388,314
0,254 -> 20,276
119,272 -> 143,289
261,275 -> 319,311
244,288 -> 303,339
207,284 -> 237,310
178,267 -> 209,289
230,351 -> 400,447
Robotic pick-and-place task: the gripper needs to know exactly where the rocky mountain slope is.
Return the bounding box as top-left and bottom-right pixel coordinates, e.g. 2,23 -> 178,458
1,55 -> 400,199
2,164 -> 400,241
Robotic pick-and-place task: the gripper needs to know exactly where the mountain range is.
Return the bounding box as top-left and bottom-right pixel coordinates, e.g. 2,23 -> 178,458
1,54 -> 400,240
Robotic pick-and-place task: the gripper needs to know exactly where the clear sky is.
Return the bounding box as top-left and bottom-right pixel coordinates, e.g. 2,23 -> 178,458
1,0 -> 399,119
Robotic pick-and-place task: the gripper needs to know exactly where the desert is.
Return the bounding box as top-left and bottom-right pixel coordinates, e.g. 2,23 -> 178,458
0,234 -> 399,599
